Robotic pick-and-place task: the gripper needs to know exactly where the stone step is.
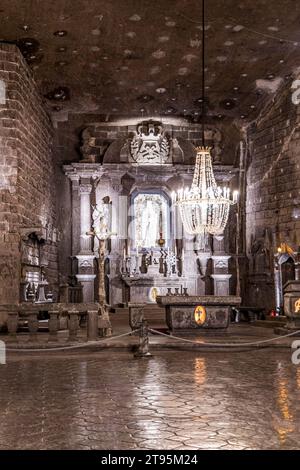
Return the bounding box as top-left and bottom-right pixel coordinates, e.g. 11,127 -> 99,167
112,305 -> 167,328
252,319 -> 287,328
137,306 -> 167,328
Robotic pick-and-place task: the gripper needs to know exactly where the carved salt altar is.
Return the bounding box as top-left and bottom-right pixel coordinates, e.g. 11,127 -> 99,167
157,295 -> 241,333
123,275 -> 187,303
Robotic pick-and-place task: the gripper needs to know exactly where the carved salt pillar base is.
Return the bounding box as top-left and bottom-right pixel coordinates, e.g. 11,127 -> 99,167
108,239 -> 124,306
76,256 -> 96,303
211,256 -> 231,296
211,274 -> 232,296
182,236 -> 199,296
198,253 -> 211,275
197,252 -> 211,296
76,275 -> 96,302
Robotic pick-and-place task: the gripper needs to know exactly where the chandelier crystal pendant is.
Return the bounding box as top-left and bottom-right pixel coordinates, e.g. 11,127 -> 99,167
172,146 -> 238,235
172,0 -> 237,236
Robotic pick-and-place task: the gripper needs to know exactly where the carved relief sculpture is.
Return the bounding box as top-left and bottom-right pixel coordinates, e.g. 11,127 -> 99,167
130,121 -> 170,165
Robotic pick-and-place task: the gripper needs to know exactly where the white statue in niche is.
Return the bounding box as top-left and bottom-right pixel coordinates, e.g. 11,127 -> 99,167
142,199 -> 158,247
134,193 -> 168,248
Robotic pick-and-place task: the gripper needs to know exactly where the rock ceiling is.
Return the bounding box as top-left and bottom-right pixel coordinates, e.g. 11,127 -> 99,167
1,0 -> 300,125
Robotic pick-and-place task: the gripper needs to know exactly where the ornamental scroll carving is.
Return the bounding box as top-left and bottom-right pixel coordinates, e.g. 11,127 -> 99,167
79,260 -> 93,274
130,120 -> 170,165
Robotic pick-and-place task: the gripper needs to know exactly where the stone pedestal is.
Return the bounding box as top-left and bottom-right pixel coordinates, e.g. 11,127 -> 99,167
211,256 -> 231,296
76,273 -> 96,302
197,252 -> 211,277
123,275 -> 188,304
107,238 -> 124,306
211,274 -> 232,296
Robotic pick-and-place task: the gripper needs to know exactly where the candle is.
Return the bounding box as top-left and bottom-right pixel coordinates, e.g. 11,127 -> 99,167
159,209 -> 163,233
127,238 -> 130,256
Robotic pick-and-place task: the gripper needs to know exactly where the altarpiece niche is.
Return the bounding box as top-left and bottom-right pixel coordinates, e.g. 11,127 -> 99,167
133,192 -> 169,249
63,119 -> 235,305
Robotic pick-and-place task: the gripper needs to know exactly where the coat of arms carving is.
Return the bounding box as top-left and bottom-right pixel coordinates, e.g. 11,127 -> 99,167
130,121 -> 170,164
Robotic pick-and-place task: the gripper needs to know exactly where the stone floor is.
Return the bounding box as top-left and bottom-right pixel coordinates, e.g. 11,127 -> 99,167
0,348 -> 300,450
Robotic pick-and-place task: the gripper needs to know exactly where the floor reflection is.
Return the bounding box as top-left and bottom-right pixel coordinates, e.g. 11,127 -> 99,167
0,350 -> 300,450
273,362 -> 294,444
194,357 -> 207,386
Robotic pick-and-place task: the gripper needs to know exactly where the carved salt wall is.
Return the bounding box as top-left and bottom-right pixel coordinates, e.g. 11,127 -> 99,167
78,121 -> 224,165
245,79 -> 300,310
0,43 -> 58,314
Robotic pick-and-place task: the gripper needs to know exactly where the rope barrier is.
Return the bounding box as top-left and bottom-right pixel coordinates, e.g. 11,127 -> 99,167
4,325 -> 300,353
149,328 -> 300,347
5,330 -> 138,353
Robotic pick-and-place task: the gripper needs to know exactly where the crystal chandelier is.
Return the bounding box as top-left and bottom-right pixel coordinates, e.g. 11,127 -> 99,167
172,0 -> 237,236
172,146 -> 238,235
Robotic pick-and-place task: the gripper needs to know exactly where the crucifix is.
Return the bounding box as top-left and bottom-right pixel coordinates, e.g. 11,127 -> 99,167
87,196 -> 113,336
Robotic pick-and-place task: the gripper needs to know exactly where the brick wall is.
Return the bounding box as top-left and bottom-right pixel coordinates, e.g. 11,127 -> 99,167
245,80 -> 300,310
0,43 -> 58,307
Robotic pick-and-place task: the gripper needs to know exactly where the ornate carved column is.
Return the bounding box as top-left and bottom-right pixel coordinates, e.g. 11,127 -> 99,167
79,183 -> 93,253
195,233 -> 212,295
107,176 -> 124,306
71,179 -> 80,260
63,164 -> 104,303
211,235 -> 232,296
76,182 -> 96,302
182,233 -> 199,295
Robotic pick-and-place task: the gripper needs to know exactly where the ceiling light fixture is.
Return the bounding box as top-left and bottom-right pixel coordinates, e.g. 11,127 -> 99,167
172,0 -> 237,236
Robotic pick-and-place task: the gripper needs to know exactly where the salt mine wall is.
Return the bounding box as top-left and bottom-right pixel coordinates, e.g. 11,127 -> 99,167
0,43 -> 58,314
245,79 -> 300,310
